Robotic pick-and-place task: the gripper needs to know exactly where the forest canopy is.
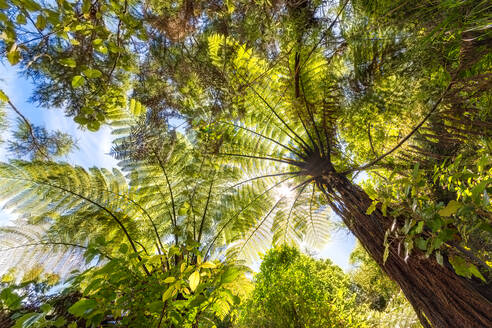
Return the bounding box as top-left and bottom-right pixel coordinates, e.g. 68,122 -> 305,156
0,0 -> 491,327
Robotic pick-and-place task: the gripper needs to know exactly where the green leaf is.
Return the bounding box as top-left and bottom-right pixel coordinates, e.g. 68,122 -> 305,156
59,58 -> 76,68
20,0 -> 41,11
0,89 -> 9,102
449,256 -> 486,281
40,303 -> 52,312
71,75 -> 85,88
438,200 -> 461,217
83,68 -> 102,78
35,15 -> 46,30
16,14 -> 27,25
189,270 -> 200,291
435,251 -> 443,266
97,45 -> 108,54
73,115 -> 88,125
68,299 -> 97,317
0,288 -> 22,310
220,266 -> 239,284
13,312 -> 43,328
163,277 -> 175,283
87,120 -> 101,131
415,237 -> 427,250
0,0 -> 9,10
468,264 -> 486,282
162,285 -> 175,301
201,262 -> 216,269
119,243 -> 128,254
7,45 -> 21,65
383,245 -> 389,264
54,317 -> 67,327
366,201 -> 378,215
129,98 -> 144,116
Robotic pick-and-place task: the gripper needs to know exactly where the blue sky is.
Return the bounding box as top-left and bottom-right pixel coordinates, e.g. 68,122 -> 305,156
0,64 -> 356,271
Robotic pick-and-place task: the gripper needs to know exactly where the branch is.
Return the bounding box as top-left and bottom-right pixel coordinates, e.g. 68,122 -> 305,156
238,196 -> 285,254
96,187 -> 164,255
367,123 -> 379,158
283,183 -> 309,243
223,171 -> 301,192
300,0 -> 350,70
154,150 -> 178,246
248,84 -> 312,153
7,99 -> 51,160
197,170 -> 215,243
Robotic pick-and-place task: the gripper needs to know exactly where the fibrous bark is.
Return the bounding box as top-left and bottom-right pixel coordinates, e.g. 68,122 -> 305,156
320,172 -> 492,328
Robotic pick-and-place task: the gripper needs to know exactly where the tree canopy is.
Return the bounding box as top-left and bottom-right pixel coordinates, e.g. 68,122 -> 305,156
0,0 -> 491,327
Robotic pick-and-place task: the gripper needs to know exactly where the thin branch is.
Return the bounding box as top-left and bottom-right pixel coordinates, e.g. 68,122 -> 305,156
292,177 -> 314,191
197,170 -> 216,243
283,183 -> 309,243
7,99 -> 50,160
367,122 -> 379,158
97,187 -> 164,255
300,0 -> 350,70
249,84 -> 312,152
217,153 -> 301,166
300,78 -> 325,157
308,183 -> 319,242
239,45 -> 294,91
154,151 -> 178,246
4,176 -> 150,275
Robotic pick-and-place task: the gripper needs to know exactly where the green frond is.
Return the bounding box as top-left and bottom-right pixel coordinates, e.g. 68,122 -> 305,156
0,221 -> 89,281
0,161 -> 154,259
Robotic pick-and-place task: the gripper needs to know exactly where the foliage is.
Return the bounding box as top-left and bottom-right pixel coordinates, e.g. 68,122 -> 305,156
363,152 -> 492,280
349,243 -> 421,327
0,0 -> 491,327
8,118 -> 75,160
64,243 -> 247,327
350,243 -> 398,311
239,246 -> 367,328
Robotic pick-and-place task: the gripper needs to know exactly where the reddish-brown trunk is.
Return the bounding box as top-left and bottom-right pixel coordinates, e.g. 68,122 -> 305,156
321,173 -> 492,328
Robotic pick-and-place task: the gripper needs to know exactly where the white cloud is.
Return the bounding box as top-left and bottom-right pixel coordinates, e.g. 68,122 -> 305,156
41,111 -> 118,169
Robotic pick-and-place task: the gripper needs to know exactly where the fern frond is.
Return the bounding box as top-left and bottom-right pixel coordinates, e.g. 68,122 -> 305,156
0,222 -> 90,281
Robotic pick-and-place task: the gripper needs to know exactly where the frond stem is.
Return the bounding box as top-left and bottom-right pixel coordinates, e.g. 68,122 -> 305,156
238,196 -> 285,255
224,171 -> 301,192
219,121 -> 304,159
204,175 -> 294,259
217,153 -> 301,166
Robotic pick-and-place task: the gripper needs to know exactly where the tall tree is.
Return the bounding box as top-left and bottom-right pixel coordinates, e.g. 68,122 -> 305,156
239,245 -> 367,328
196,2 -> 491,327
1,0 -> 491,327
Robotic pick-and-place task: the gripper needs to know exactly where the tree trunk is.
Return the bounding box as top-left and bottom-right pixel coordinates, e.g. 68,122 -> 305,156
321,172 -> 492,328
